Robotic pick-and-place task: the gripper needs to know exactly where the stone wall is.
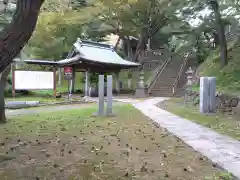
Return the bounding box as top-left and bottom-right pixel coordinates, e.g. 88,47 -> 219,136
185,90 -> 239,112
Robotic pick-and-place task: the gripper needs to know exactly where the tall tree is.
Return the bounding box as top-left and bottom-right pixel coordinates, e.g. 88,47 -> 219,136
209,0 -> 228,68
100,0 -> 184,61
0,0 -> 45,122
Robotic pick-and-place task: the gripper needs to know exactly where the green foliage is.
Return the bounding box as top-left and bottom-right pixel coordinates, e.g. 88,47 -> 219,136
204,172 -> 235,180
197,36 -> 240,95
28,3 -> 105,60
70,0 -> 87,9
0,1 -> 16,30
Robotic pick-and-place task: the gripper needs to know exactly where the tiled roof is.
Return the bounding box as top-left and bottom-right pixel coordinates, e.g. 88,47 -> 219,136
66,38 -> 139,67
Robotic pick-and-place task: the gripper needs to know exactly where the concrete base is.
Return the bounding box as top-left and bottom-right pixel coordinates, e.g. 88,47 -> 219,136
92,112 -> 104,117
105,112 -> 116,117
134,88 -> 147,98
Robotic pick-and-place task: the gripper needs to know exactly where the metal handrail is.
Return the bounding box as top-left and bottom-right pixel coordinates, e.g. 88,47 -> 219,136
172,53 -> 189,95
147,56 -> 172,94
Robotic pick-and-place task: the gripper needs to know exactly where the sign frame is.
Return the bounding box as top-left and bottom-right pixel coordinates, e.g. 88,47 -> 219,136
64,67 -> 73,80
11,64 -> 57,97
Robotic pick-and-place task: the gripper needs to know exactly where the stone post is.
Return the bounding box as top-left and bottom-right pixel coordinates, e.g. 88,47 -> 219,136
98,75 -> 105,116
106,75 -> 113,116
200,77 -> 209,113
208,77 -> 216,113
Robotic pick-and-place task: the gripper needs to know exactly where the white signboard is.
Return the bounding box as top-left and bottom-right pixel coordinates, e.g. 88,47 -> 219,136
15,71 -> 54,90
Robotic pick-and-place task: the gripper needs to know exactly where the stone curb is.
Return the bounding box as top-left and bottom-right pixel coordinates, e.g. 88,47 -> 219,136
5,100 -> 95,110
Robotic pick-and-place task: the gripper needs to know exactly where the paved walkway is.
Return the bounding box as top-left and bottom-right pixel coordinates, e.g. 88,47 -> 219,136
116,97 -> 240,179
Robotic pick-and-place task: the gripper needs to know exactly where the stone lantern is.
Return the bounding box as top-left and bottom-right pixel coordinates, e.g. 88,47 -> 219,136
134,69 -> 147,98
138,70 -> 145,88
184,67 -> 194,104
186,67 -> 194,87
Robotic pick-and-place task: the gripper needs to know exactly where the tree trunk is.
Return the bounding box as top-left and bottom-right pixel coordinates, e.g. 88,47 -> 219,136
114,36 -> 121,50
0,81 -> 6,123
0,0 -> 45,72
133,35 -> 145,63
126,37 -> 133,61
0,0 -> 44,122
0,65 -> 11,123
210,0 -> 228,68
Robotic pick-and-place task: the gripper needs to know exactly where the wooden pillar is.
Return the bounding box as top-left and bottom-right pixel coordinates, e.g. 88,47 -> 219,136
71,67 -> 76,93
115,71 -> 120,94
58,68 -> 62,87
98,74 -> 105,116
53,67 -> 57,97
85,70 -> 89,96
11,63 -> 16,98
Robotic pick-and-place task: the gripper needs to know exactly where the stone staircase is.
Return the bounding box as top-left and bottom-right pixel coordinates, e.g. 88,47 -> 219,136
148,54 -> 190,97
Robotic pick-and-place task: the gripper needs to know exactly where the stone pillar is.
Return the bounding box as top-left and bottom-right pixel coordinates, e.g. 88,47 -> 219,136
84,71 -> 89,96
98,75 -> 105,116
115,72 -> 120,94
106,75 -> 113,116
208,77 -> 216,113
200,77 -> 209,113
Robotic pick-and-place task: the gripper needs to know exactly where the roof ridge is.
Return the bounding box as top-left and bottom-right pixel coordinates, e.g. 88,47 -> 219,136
80,39 -> 113,49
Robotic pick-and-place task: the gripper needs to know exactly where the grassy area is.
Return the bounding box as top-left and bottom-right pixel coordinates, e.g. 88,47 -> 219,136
5,90 -> 65,103
158,98 -> 240,140
0,104 -> 232,179
197,37 -> 240,96
5,96 -> 62,103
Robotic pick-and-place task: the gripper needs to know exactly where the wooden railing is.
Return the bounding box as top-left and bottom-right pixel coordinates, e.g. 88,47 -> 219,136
147,56 -> 172,94
172,53 -> 189,95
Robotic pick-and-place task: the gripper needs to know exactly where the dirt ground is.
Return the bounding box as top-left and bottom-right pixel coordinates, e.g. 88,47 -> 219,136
0,104 -> 232,180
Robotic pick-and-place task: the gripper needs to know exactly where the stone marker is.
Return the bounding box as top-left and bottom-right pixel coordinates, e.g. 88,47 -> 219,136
98,75 -> 105,116
200,77 -> 209,113
106,75 -> 114,116
208,77 -> 216,113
